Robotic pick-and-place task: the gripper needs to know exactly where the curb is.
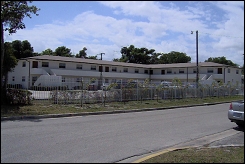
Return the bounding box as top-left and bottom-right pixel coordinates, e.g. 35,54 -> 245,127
1,101 -> 233,121
131,146 -> 191,163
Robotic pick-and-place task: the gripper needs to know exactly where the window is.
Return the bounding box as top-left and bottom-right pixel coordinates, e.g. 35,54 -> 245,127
167,69 -> 172,74
123,68 -> 128,72
105,79 -> 109,83
76,77 -> 82,82
193,69 -> 196,73
161,70 -> 165,75
32,76 -> 37,86
236,70 -> 239,74
22,61 -> 26,67
22,76 -> 25,82
76,64 -> 82,69
228,69 -> 230,73
144,70 -> 148,74
59,63 -> 66,68
135,69 -> 139,73
99,66 -> 103,72
62,77 -> 65,82
91,65 -> 96,70
207,68 -> 213,73
32,61 -> 38,68
12,76 -> 15,82
42,62 -> 49,67
112,67 -> 117,72
179,69 -> 184,74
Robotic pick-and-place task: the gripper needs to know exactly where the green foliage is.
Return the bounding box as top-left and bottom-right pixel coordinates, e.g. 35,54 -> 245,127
205,56 -> 239,67
1,1 -> 40,34
6,88 -> 33,105
159,51 -> 191,64
172,77 -> 182,87
54,46 -> 73,57
12,40 -> 34,59
3,42 -> 17,74
41,48 -> 54,55
113,46 -> 191,64
75,47 -> 87,58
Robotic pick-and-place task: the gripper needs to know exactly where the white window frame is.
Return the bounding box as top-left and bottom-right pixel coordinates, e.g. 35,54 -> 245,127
123,68 -> 128,72
179,69 -> 184,74
76,64 -> 83,69
91,65 -> 96,70
59,63 -> 66,68
112,67 -> 117,72
42,62 -> 49,67
207,68 -> 213,73
22,61 -> 26,67
167,69 -> 172,74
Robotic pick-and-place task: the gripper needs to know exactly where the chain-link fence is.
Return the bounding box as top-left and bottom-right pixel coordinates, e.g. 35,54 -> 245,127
6,78 -> 244,105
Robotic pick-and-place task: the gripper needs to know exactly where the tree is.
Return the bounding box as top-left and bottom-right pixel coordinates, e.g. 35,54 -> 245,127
2,42 -> 17,89
87,55 -> 98,60
41,48 -> 54,55
11,40 -> 34,59
1,1 -> 40,88
159,51 -> 191,64
22,40 -> 34,58
54,46 -> 73,57
113,45 -> 152,64
113,45 -> 191,64
204,56 -> 239,67
75,47 -> 87,58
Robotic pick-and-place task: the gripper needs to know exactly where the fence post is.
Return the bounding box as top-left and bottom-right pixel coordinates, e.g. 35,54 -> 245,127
80,81 -> 83,107
137,79 -> 138,101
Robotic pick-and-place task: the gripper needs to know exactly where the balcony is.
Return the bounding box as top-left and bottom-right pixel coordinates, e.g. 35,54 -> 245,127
30,68 -> 48,75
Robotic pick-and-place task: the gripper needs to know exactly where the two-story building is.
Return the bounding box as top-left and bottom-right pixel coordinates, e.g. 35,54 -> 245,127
7,55 -> 242,89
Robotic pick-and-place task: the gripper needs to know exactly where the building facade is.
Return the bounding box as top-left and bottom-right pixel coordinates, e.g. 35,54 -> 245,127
7,55 -> 242,89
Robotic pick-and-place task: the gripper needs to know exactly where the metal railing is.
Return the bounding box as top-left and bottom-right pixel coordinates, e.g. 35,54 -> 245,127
6,78 -> 244,105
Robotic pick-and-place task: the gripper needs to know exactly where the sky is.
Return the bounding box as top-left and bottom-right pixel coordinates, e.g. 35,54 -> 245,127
4,1 -> 244,67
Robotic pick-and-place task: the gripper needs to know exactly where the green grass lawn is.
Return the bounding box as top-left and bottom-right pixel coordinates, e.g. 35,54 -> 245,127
1,95 -> 243,117
141,146 -> 244,163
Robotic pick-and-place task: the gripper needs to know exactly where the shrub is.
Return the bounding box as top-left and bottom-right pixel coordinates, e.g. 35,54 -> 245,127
6,88 -> 33,105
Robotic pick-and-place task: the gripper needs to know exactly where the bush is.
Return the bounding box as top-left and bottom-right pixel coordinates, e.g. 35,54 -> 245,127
6,88 -> 33,105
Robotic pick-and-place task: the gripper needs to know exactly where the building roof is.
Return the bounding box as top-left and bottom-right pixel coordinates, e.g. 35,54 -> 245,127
23,55 -> 232,69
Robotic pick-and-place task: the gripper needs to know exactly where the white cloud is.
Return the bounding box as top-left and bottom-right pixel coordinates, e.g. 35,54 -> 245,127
4,1 -> 244,66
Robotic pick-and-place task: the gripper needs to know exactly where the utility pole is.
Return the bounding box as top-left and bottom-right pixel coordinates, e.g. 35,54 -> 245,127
196,30 -> 199,89
191,30 -> 199,89
99,53 -> 105,90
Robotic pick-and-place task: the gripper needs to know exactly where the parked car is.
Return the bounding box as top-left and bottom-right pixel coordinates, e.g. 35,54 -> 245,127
228,100 -> 244,128
160,81 -> 178,88
115,81 -> 137,89
101,83 -> 110,90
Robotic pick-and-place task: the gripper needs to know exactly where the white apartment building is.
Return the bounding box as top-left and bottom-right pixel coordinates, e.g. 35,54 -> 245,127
7,55 -> 242,89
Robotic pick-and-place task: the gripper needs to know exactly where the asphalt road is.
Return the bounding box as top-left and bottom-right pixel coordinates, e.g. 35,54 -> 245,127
1,103 -> 244,163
